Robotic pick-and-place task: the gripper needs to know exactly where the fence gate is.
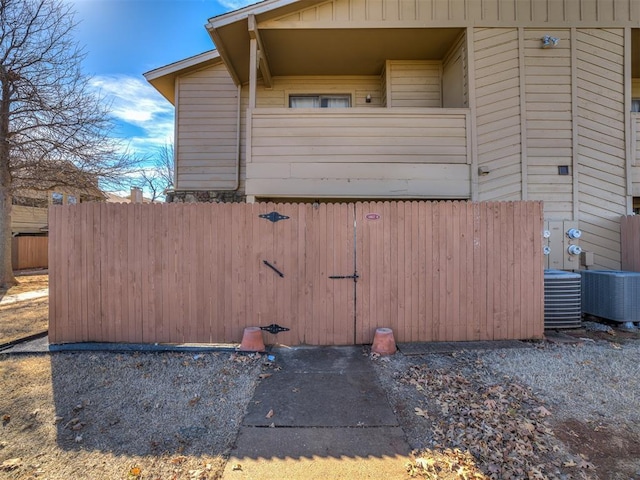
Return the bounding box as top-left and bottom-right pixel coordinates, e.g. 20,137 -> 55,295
49,201 -> 544,345
252,203 -> 356,346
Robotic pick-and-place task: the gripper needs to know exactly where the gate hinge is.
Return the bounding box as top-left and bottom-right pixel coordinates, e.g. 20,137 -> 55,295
260,324 -> 290,335
259,211 -> 289,223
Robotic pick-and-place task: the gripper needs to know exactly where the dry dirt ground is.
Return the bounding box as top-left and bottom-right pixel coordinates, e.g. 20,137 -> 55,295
0,274 -> 49,345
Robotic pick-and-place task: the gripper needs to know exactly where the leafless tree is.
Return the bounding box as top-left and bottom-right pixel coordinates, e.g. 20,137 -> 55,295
0,0 -> 137,287
137,143 -> 174,202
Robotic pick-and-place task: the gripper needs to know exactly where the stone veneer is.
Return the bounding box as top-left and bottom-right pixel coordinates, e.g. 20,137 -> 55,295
166,190 -> 245,203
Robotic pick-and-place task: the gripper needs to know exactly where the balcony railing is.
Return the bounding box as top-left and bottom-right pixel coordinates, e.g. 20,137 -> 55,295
246,107 -> 472,199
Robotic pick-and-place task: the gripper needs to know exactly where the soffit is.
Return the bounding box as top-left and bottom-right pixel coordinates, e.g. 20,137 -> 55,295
214,27 -> 463,83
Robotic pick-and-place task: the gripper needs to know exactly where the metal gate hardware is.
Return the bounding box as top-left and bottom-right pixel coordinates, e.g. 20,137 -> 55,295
259,211 -> 290,223
329,272 -> 360,282
263,260 -> 284,278
260,324 -> 290,335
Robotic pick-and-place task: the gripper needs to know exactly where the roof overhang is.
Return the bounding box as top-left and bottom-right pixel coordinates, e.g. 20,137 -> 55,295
144,50 -> 222,104
208,23 -> 464,84
205,0 -> 464,85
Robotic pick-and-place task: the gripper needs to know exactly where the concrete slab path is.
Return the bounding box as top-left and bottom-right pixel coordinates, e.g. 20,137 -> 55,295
222,346 -> 413,480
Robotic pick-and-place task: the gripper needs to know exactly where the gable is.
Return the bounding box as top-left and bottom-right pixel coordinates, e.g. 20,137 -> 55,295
264,0 -> 640,26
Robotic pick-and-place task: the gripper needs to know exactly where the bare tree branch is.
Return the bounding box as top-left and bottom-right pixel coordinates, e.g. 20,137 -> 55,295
0,0 -> 138,287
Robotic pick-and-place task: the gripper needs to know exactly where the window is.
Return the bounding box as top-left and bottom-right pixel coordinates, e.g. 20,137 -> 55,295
67,195 -> 77,205
51,192 -> 63,205
289,94 -> 351,108
632,99 -> 640,113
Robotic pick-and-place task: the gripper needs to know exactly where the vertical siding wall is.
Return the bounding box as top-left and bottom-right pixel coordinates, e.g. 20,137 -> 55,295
576,29 -> 627,270
176,64 -> 239,190
470,26 -> 628,269
49,201 -> 544,345
474,28 -> 523,201
621,215 -> 640,271
12,236 -> 48,270
524,28 -> 573,219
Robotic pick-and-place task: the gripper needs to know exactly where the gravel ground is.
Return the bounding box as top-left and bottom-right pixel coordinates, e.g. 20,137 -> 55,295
373,336 -> 640,480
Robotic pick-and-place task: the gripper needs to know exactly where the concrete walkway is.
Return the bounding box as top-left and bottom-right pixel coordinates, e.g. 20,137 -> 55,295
222,346 -> 413,479
0,288 -> 48,306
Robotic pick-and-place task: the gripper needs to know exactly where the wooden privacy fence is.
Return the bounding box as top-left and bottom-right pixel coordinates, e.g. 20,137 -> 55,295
621,215 -> 640,271
49,201 -> 544,345
12,236 -> 48,270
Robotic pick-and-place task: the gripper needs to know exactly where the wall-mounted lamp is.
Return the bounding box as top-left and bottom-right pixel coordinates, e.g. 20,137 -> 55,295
365,94 -> 372,103
478,166 -> 490,176
541,35 -> 559,48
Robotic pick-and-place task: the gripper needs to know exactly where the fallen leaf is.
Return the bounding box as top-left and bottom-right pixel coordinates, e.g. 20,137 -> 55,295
0,458 -> 22,471
535,406 -> 551,417
414,407 -> 429,418
128,466 -> 142,478
171,456 -> 187,464
232,464 -> 242,471
577,458 -> 596,469
189,396 -> 201,407
258,373 -> 272,379
265,409 -> 274,419
2,414 -> 10,424
563,460 -> 577,468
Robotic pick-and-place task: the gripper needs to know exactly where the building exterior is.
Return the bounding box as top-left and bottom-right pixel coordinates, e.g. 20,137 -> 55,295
145,0 -> 640,271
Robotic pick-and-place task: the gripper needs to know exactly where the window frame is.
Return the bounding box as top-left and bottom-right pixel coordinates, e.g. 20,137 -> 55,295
288,93 -> 353,109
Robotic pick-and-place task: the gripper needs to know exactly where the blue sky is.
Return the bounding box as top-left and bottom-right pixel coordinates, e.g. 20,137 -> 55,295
67,0 -> 255,157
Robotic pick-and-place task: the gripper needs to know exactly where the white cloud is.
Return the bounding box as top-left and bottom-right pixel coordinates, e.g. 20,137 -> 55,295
215,0 -> 263,12
90,75 -> 174,155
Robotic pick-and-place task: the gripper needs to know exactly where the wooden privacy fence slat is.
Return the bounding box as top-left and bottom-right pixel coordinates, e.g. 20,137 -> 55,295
49,201 -> 544,345
12,236 -> 48,270
621,215 -> 640,272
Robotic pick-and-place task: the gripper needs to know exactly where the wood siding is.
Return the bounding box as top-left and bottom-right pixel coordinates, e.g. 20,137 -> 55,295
247,108 -> 471,198
12,236 -> 48,270
621,215 -> 640,271
524,28 -> 573,219
386,61 -> 441,108
49,201 -> 544,345
576,28 -> 626,270
257,75 -> 383,107
632,113 -> 640,194
11,206 -> 48,234
176,64 -> 240,190
474,28 -> 522,201
269,0 -> 640,26
443,32 -> 468,108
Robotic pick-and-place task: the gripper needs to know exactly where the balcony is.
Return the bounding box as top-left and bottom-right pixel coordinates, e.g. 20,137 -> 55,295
246,107 -> 472,199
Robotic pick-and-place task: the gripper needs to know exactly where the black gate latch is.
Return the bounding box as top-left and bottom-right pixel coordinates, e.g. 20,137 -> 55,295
329,273 -> 360,282
260,324 -> 290,335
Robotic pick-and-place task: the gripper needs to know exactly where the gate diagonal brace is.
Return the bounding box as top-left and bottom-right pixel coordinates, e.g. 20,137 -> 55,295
263,260 -> 284,278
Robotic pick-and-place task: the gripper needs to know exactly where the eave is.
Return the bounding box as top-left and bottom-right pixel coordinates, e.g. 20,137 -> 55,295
144,50 -> 222,104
